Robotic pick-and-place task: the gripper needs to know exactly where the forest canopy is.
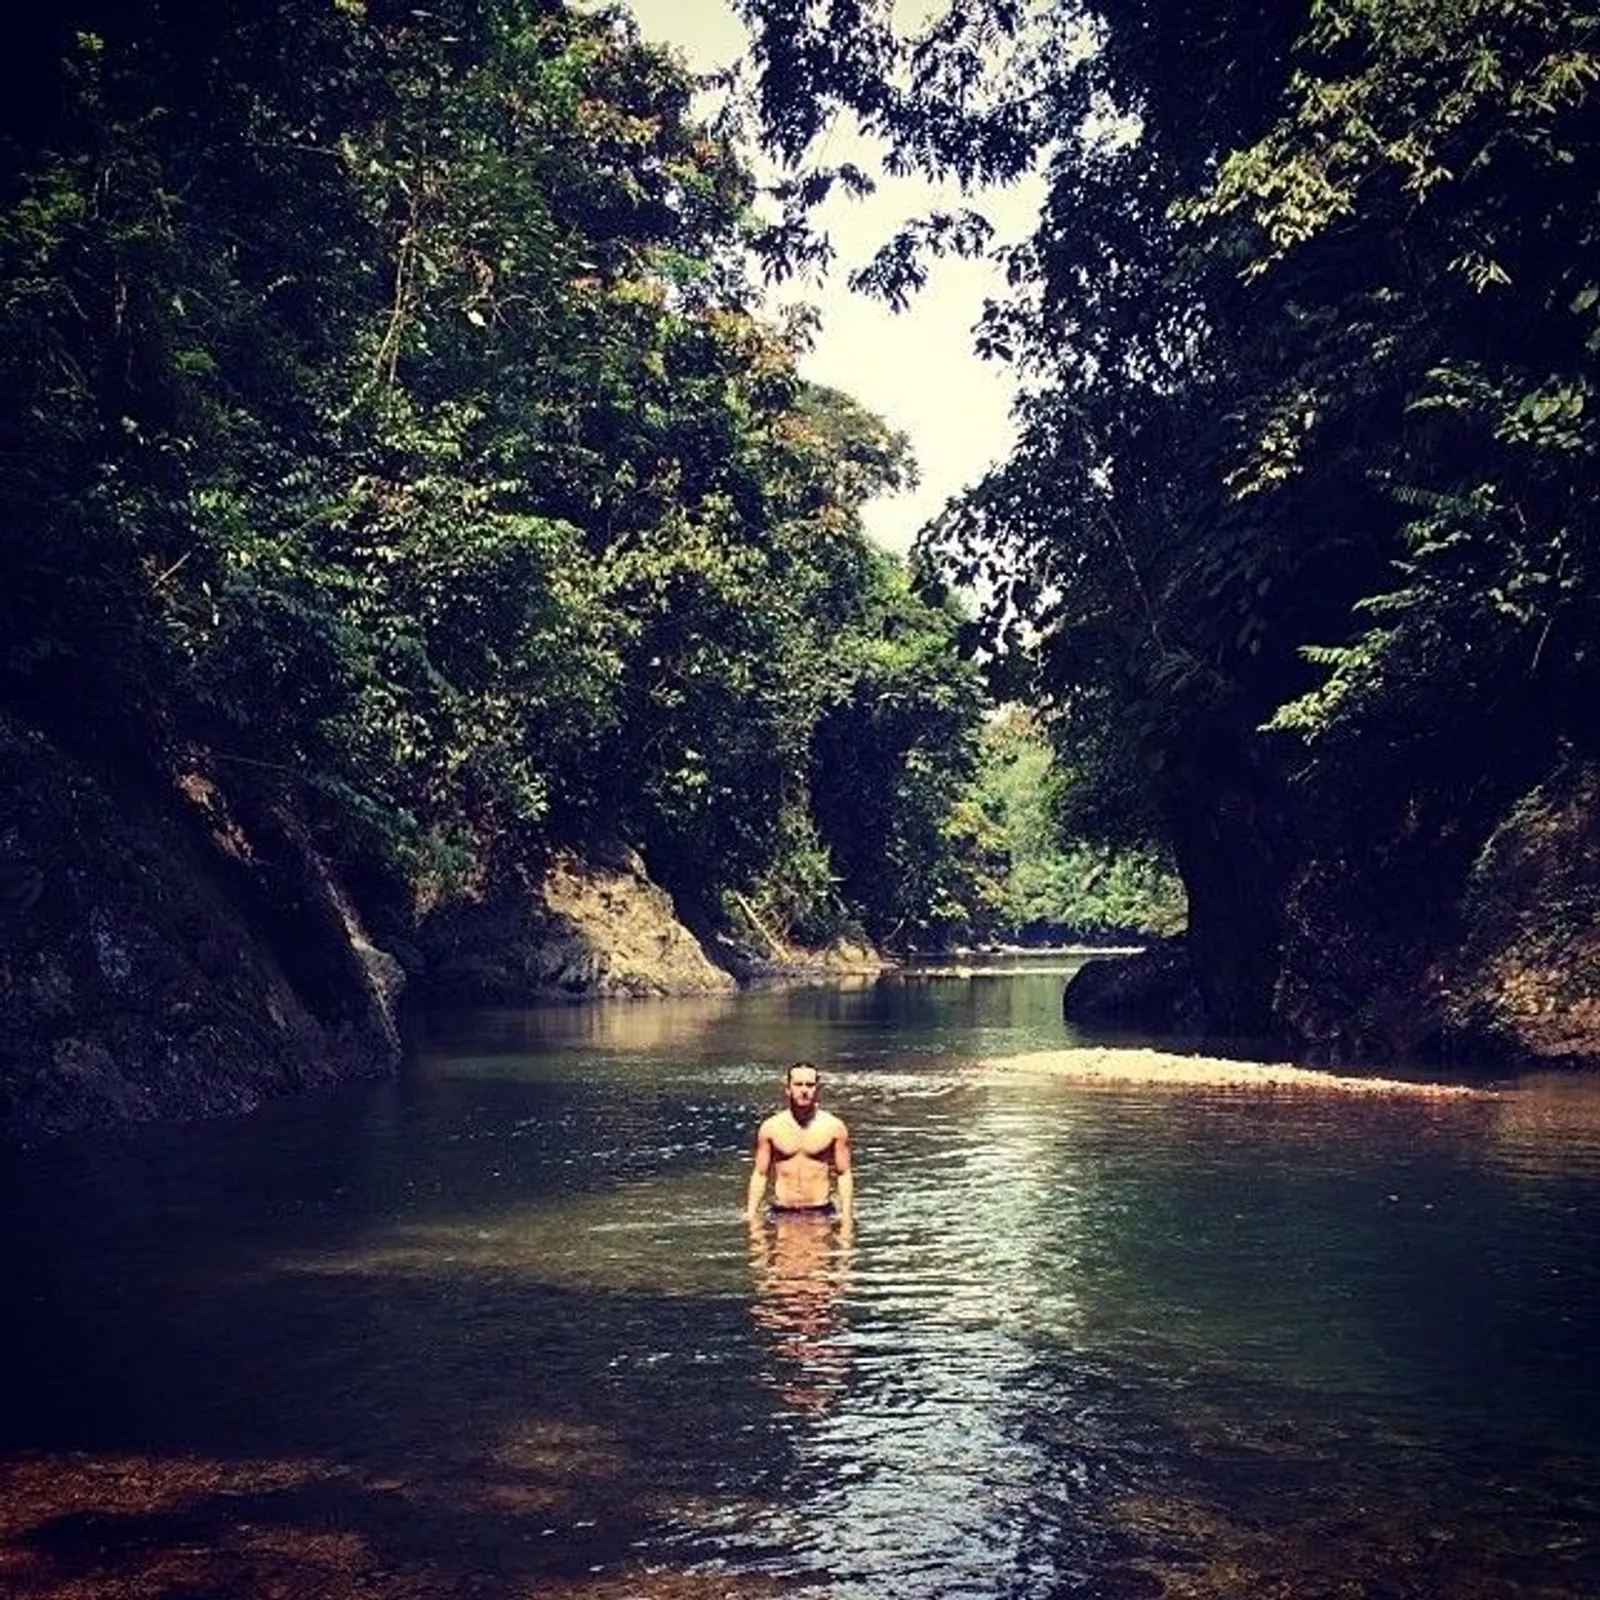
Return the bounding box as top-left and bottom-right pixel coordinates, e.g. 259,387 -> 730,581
7,0 -> 1593,1059
729,0 -> 1600,1050
0,0 -> 1080,954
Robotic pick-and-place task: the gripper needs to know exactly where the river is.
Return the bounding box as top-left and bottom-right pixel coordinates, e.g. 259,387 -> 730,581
4,955 -> 1599,1598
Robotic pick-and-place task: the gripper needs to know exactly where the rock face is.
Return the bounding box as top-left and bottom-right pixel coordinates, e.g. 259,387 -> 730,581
1070,760 -> 1600,1073
414,841 -> 737,1003
1442,760 -> 1600,1065
0,711 -> 873,1142
0,714 -> 400,1145
1272,758 -> 1600,1071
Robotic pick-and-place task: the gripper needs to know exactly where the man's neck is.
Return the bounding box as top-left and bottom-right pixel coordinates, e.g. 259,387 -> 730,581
788,1101 -> 816,1126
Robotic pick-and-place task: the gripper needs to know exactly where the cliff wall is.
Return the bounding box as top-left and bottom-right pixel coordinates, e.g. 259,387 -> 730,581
0,717 -> 816,1144
0,713 -> 400,1143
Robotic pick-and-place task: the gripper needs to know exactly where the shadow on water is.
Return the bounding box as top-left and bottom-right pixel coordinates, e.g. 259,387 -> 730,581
0,1066 -> 796,1597
3,1269 -> 780,1596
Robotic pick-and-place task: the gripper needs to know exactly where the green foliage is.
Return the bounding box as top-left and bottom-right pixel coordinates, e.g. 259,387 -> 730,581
727,0 -> 1600,1031
741,806 -> 855,946
807,552 -> 992,946
1194,0 -> 1600,827
967,709 -> 1187,939
0,0 -> 990,948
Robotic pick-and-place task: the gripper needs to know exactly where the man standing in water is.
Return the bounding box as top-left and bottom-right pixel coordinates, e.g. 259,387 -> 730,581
746,1061 -> 854,1221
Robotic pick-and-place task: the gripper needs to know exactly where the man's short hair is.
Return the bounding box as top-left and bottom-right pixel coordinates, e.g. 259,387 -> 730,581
786,1060 -> 820,1082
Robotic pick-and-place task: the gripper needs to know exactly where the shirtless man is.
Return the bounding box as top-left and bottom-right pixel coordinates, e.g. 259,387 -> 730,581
745,1061 -> 854,1221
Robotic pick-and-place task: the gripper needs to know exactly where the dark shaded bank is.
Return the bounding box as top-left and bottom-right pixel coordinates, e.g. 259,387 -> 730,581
0,713 -> 881,1145
1067,761 -> 1600,1075
0,712 -> 401,1144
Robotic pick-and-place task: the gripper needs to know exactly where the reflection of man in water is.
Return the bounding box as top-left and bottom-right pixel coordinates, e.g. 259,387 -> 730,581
749,1205 -> 855,1414
745,1061 -> 854,1222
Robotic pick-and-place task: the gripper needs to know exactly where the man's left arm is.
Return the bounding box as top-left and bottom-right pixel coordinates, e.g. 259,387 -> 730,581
833,1119 -> 854,1219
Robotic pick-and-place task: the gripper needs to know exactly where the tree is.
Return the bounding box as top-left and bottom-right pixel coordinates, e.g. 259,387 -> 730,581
1,0 -> 996,952
1181,0 -> 1600,1049
807,550 -> 990,945
966,707 -> 1185,940
724,0 -> 1600,1049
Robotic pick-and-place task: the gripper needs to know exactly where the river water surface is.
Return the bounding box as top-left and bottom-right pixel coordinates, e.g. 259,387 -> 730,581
4,957 -> 1600,1598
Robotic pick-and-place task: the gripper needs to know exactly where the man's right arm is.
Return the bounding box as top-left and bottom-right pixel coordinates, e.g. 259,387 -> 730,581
745,1125 -> 772,1219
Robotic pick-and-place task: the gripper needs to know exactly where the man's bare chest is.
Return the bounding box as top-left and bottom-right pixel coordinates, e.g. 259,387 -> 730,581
770,1117 -> 837,1160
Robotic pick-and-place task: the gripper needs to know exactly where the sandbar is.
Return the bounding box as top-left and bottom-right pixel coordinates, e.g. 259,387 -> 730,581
985,1047 -> 1489,1098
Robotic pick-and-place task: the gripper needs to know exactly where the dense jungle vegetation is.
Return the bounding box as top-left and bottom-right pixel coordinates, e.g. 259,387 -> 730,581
3,0 -> 1596,1062
0,0 -> 1016,956
0,0 -> 1184,963
732,0 -> 1600,1052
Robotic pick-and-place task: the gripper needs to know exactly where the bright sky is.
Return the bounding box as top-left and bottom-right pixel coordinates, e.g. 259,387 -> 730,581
623,0 -> 1043,555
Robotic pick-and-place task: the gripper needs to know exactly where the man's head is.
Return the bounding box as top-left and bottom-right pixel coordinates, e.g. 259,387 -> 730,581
786,1061 -> 821,1119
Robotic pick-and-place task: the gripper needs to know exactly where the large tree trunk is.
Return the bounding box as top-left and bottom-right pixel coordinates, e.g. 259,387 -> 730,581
1157,718 -> 1290,1043
1063,715 -> 1292,1049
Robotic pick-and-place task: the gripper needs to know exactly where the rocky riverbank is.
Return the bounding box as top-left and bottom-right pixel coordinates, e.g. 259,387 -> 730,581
7,692 -> 1591,1145
1065,758 -> 1600,1078
0,710 -> 886,1144
0,715 -> 400,1145
411,841 -> 886,1005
